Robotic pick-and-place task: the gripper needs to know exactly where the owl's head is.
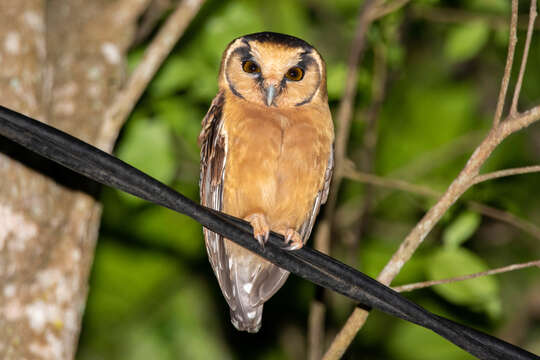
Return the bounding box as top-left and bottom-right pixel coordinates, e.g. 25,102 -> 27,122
219,32 -> 327,108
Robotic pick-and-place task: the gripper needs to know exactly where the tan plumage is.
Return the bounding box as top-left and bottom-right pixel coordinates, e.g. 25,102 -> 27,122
199,32 -> 334,332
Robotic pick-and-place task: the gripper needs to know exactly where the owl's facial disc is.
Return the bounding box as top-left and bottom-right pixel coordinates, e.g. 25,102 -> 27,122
222,35 -> 325,108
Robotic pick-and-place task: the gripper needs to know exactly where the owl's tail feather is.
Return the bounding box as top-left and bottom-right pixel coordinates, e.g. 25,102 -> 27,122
223,243 -> 290,333
230,305 -> 264,333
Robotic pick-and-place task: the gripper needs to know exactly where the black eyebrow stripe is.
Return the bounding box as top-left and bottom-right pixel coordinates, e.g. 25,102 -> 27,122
230,46 -> 251,61
225,48 -> 247,100
298,52 -> 316,69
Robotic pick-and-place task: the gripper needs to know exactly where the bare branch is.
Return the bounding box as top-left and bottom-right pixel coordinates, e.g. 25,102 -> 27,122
342,165 -> 540,240
510,0 -> 538,116
370,0 -> 411,20
133,0 -> 174,46
322,311 -> 369,360
494,0 -> 518,126
411,4 -> 540,30
389,131 -> 484,180
473,165 -> 540,184
393,260 -> 540,293
307,301 -> 326,360
467,201 -> 540,241
97,0 -> 205,152
343,162 -> 439,197
352,42 -> 388,263
329,0 -> 380,189
313,1 -> 382,357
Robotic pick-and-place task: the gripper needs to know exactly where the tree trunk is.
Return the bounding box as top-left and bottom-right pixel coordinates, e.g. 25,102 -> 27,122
0,1 -> 149,358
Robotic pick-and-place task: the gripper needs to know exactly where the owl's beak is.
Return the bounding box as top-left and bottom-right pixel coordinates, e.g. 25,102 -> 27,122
265,85 -> 277,106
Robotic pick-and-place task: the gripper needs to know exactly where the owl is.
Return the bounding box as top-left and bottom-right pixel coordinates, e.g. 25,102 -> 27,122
199,32 -> 334,333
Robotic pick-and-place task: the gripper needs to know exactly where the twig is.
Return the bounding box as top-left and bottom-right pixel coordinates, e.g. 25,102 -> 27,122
332,0 -> 379,175
466,201 -> 540,241
307,300 -> 326,360
510,0 -> 537,116
494,0 -> 518,127
343,162 -> 438,197
370,0 -> 411,20
324,3 -> 540,358
351,42 -> 388,262
342,165 -> 540,240
393,260 -> 540,293
411,5 -> 540,30
97,0 -> 205,152
132,0 -> 174,46
389,131 -> 484,180
310,1 -> 382,357
473,165 -> 540,184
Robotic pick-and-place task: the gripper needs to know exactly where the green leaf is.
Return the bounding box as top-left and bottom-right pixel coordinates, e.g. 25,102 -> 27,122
361,237 -> 426,286
470,0 -> 510,13
84,241 -> 180,332
389,321 -> 475,360
445,21 -> 490,62
154,97 -> 203,155
377,79 -> 478,174
131,206 -> 204,258
127,47 -> 144,74
115,113 -> 176,204
326,62 -> 347,100
426,247 -> 501,317
150,56 -> 197,97
442,211 -> 481,248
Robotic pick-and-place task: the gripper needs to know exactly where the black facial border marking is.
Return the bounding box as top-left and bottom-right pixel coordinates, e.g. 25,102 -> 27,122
294,51 -> 321,106
225,46 -> 252,99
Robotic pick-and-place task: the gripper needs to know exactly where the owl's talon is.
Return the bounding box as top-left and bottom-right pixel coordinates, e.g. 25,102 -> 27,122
245,213 -> 270,247
256,234 -> 265,247
283,229 -> 303,251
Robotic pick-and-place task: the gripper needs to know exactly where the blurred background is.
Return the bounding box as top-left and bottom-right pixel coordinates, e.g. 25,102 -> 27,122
75,0 -> 540,359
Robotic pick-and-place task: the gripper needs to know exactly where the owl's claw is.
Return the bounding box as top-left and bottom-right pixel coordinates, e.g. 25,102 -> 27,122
283,229 -> 303,251
245,213 -> 270,247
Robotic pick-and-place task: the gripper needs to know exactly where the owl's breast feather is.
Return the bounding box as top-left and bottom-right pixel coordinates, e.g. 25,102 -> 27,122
222,102 -> 332,231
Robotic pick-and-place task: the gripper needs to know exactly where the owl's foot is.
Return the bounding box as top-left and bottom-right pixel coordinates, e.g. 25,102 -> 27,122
245,213 -> 270,247
283,229 -> 303,250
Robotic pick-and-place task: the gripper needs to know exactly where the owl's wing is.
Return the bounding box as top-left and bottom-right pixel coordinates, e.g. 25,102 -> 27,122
298,145 -> 334,242
199,91 -> 236,303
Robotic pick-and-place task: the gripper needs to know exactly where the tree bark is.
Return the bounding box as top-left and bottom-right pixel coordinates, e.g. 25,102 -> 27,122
0,1 -> 149,358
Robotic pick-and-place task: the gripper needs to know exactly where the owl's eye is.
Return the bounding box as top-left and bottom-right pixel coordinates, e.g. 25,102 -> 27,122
242,60 -> 261,74
285,66 -> 304,81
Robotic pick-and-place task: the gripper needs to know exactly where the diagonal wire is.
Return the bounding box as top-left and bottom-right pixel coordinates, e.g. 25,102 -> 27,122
0,105 -> 537,360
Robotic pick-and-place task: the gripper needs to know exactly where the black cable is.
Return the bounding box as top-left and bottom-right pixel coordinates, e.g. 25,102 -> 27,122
0,105 -> 537,360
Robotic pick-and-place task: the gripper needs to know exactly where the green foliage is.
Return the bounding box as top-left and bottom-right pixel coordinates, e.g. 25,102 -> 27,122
115,112 -> 176,204
389,320 -> 475,360
469,0 -> 510,13
442,211 -> 481,248
361,237 -> 427,286
444,21 -> 490,63
426,247 -> 501,318
377,73 -> 479,174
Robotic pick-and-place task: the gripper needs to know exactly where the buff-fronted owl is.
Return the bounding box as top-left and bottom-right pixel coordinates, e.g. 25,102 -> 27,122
199,32 -> 334,333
